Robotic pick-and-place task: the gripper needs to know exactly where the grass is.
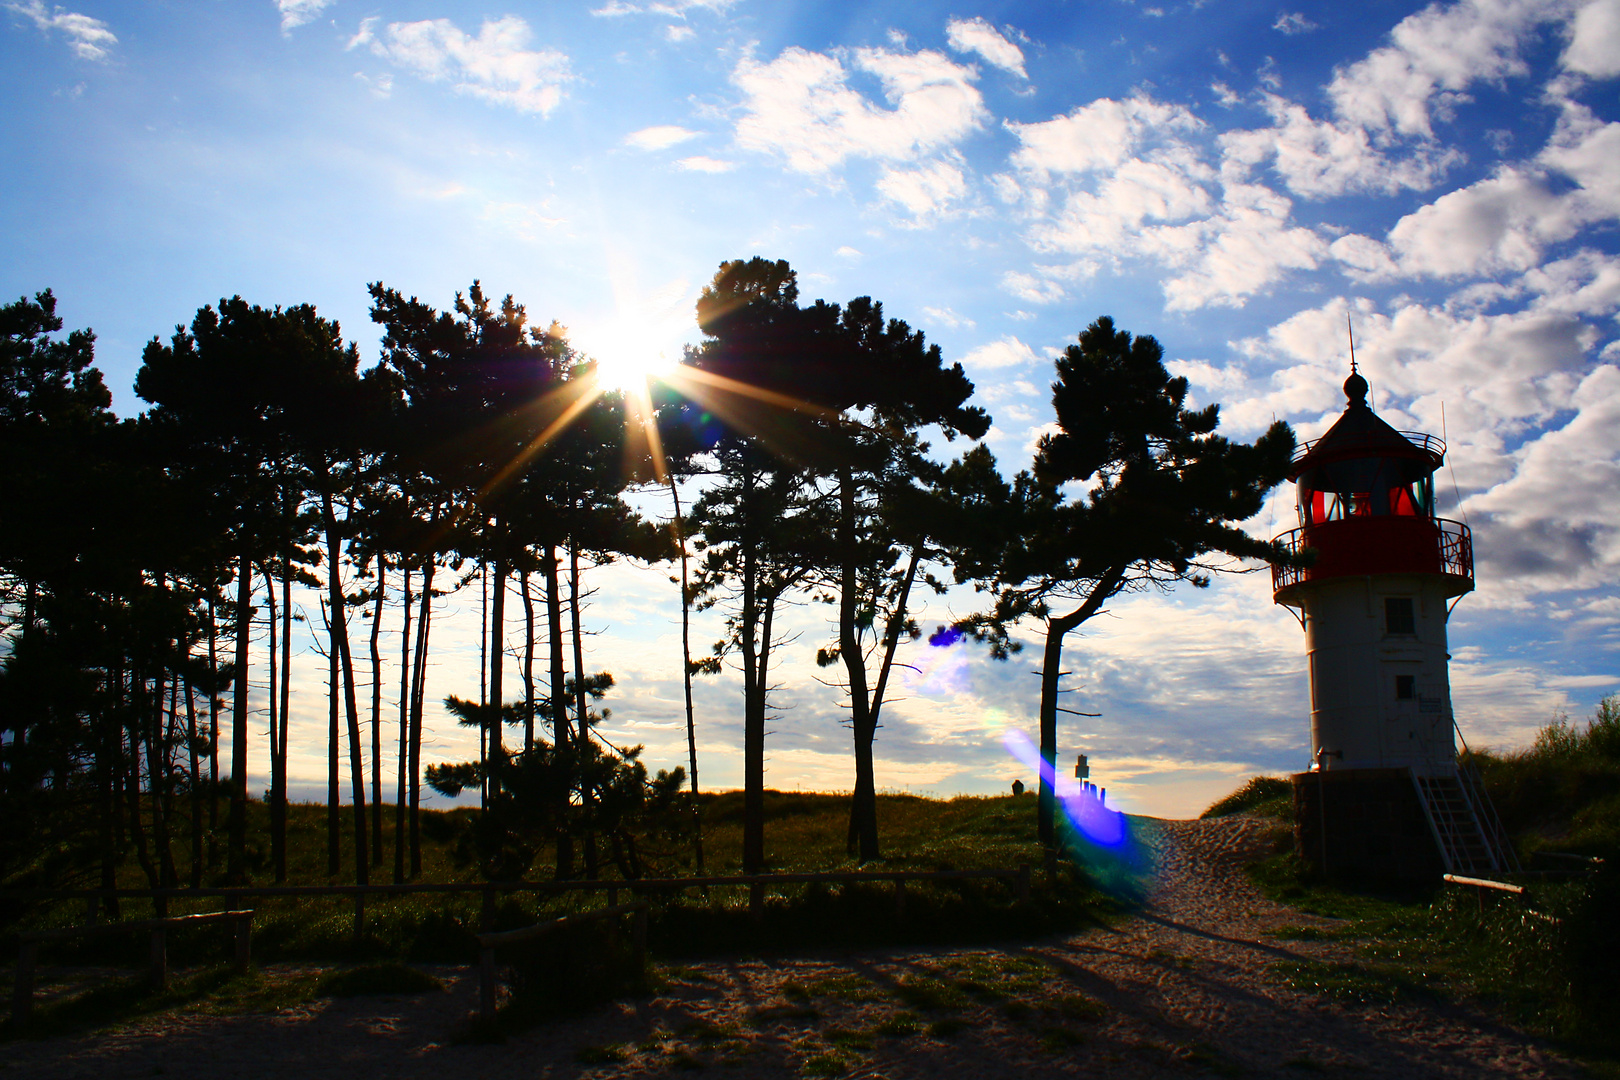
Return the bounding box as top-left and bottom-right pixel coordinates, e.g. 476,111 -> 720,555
1200,776 -> 1293,820
0,789 -> 1108,1041
1244,836 -> 1619,1062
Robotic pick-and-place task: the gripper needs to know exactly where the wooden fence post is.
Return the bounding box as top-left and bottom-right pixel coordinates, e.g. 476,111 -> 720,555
632,906 -> 648,972
13,940 -> 37,1023
233,914 -> 252,974
894,879 -> 907,920
148,928 -> 167,992
479,945 -> 497,1026
480,887 -> 496,933
749,881 -> 764,923
353,894 -> 366,945
1017,863 -> 1031,903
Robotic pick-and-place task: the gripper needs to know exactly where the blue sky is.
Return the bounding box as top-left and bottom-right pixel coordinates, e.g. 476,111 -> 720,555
4,0 -> 1619,818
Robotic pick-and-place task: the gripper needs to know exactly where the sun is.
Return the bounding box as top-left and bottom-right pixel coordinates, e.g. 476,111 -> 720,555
589,341 -> 679,394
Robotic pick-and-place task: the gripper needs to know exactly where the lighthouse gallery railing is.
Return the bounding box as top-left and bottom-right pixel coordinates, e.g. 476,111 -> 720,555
1270,517 -> 1473,593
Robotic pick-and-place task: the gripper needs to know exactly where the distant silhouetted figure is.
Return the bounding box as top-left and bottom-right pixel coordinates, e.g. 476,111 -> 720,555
1011,779 -> 1025,796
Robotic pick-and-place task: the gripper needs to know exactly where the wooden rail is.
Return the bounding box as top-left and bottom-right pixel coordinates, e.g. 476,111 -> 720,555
12,910 -> 253,1023
476,902 -> 648,1024
2,865 -> 1031,902
1442,874 -> 1525,894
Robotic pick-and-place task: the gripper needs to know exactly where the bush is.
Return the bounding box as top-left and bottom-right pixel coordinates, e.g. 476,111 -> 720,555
1200,776 -> 1292,820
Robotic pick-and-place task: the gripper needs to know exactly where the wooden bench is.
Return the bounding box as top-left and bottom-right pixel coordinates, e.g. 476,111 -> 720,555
12,909 -> 253,1023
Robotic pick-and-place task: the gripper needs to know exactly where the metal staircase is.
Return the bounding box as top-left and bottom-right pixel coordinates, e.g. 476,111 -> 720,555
1411,722 -> 1520,876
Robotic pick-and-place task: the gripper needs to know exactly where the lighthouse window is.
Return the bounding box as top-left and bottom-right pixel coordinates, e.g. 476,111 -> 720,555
1395,675 -> 1417,700
1385,597 -> 1416,635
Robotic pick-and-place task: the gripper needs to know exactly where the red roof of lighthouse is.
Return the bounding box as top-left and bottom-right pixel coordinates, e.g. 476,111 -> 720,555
1288,370 -> 1444,481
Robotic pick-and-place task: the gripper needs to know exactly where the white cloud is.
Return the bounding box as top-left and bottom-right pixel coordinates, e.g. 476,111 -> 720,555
1273,11 -> 1319,34
875,159 -> 967,218
1329,233 -> 1400,280
368,16 -> 572,116
625,124 -> 700,150
1387,167 -> 1583,278
732,45 -> 986,173
835,245 -> 862,258
945,16 -> 1028,79
1151,183 -> 1329,310
1468,364 -> 1620,590
1007,94 -> 1202,176
1230,295 -> 1598,479
1539,100 -> 1620,219
1327,0 -> 1569,138
1219,93 -> 1460,197
276,0 -> 332,33
5,0 -> 115,60
923,305 -> 974,329
1000,262 -> 1098,304
666,24 -> 695,42
1563,0 -> 1620,77
675,155 -> 734,172
593,0 -> 735,13
960,336 -> 1039,370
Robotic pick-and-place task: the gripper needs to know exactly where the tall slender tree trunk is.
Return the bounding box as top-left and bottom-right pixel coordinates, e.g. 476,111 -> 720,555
100,674 -> 122,916
228,548 -> 252,884
370,556 -> 386,867
740,467 -> 764,874
409,560 -> 434,878
669,478 -> 704,870
323,488 -> 368,885
326,592 -> 341,876
869,550 -> 920,728
521,567 -> 536,751
543,543 -> 572,877
489,553 -> 506,783
478,561 -> 488,807
568,540 -> 597,879
185,677 -> 201,888
395,563 -> 413,884
265,564 -> 285,882
845,549 -> 920,855
1036,566 -> 1124,848
836,470 -> 880,862
277,557 -> 292,882
208,599 -> 219,869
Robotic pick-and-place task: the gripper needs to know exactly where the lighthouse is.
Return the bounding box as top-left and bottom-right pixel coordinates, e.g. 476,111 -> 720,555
1272,367 -> 1515,879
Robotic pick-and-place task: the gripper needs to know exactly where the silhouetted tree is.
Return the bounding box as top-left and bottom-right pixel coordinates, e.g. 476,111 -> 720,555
964,317 -> 1296,846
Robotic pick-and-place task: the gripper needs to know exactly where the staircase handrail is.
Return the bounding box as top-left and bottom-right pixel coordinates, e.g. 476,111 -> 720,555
1454,720 -> 1522,874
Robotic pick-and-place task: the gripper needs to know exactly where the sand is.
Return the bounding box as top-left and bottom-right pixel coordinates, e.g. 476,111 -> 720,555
2,815 -> 1584,1079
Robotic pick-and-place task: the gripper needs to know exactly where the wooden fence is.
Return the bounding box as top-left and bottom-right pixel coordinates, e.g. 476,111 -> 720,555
6,865 -> 1031,1024
12,909 -> 253,1022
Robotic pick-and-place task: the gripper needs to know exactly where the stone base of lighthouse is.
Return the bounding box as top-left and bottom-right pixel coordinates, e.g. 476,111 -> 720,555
1291,768 -> 1445,882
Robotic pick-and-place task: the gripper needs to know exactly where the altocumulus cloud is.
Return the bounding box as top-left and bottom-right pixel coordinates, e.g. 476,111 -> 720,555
353,14 -> 572,116
276,0 -> 332,34
5,0 -> 115,60
731,42 -> 987,173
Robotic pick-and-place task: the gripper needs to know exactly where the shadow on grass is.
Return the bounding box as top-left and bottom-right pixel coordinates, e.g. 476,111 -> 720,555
3,964 -> 321,1042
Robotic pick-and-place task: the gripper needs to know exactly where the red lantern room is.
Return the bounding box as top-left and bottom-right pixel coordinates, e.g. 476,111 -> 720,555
1273,369 -> 1473,600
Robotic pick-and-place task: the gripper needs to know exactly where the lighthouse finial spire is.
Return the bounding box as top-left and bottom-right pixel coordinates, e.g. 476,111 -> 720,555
1343,311 -> 1369,407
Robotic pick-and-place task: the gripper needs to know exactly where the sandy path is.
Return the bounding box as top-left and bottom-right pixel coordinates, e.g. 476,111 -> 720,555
2,817 -> 1585,1079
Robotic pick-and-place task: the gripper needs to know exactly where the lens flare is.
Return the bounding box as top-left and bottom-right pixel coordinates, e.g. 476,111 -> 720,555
1000,728 -> 1128,849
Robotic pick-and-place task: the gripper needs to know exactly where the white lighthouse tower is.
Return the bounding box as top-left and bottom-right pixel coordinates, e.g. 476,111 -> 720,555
1272,368 -> 1515,879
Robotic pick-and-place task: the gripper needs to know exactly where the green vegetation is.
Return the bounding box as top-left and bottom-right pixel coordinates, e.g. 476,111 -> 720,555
1471,695 -> 1620,859
1200,775 -> 1292,820
3,791 -> 1112,1040
1205,702 -> 1620,1066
